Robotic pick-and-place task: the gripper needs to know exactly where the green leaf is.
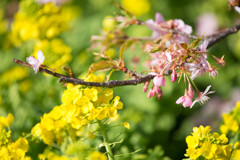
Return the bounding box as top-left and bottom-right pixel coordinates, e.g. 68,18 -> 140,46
119,43 -> 125,60
106,69 -> 116,82
180,43 -> 189,50
191,37 -> 201,48
88,60 -> 117,74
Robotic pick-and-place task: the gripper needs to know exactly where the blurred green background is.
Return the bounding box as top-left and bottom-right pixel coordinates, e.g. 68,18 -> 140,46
0,0 -> 240,159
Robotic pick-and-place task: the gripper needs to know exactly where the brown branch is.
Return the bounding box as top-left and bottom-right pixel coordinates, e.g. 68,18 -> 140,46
206,23 -> 240,48
13,59 -> 155,88
135,19 -> 240,48
59,75 -> 154,87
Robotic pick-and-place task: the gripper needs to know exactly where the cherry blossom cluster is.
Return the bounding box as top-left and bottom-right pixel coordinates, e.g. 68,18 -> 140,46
24,11 -> 227,109
145,12 -> 192,45
142,13 -> 224,108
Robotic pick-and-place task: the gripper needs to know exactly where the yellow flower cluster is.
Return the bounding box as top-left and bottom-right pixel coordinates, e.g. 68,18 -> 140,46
38,148 -> 107,160
0,114 -> 31,160
121,0 -> 151,17
10,0 -> 77,46
185,125 -> 232,160
220,102 -> 240,134
0,66 -> 29,86
31,74 -> 123,145
88,151 -> 107,160
32,39 -> 72,72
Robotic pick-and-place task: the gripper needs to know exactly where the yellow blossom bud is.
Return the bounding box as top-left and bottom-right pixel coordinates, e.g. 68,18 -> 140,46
234,142 -> 240,149
121,122 -> 130,129
102,16 -> 116,32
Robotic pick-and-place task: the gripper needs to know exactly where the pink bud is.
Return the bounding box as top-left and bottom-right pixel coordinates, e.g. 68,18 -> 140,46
147,88 -> 155,98
143,81 -> 150,92
153,85 -> 160,94
171,69 -> 177,82
157,90 -> 163,100
187,84 -> 194,99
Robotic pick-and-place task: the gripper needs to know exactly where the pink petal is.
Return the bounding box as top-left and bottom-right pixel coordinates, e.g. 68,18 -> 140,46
203,85 -> 211,95
26,56 -> 37,65
32,63 -> 41,74
153,75 -> 165,87
182,96 -> 192,107
183,25 -> 192,34
145,19 -> 158,31
190,100 -> 198,108
37,50 -> 45,63
176,96 -> 184,104
155,12 -> 164,23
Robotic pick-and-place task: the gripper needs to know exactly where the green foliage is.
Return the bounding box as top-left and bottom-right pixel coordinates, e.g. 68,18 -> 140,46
0,0 -> 239,159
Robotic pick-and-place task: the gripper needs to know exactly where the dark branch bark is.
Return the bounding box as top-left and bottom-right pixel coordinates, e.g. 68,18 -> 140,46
206,23 -> 240,48
13,59 -> 154,88
59,74 -> 154,87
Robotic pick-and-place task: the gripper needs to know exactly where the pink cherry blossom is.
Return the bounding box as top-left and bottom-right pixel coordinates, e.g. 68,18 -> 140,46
176,83 -> 194,108
173,19 -> 192,34
172,19 -> 192,43
153,74 -> 166,87
190,85 -> 215,108
185,53 -> 209,80
145,13 -> 192,43
176,91 -> 193,108
145,12 -> 165,39
26,50 -> 45,74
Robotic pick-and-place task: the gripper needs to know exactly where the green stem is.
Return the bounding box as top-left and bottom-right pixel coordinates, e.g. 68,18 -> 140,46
97,120 -> 114,160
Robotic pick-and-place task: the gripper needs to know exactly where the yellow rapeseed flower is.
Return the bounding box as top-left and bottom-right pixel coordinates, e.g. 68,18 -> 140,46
31,74 -> 124,145
121,122 -> 130,129
121,0 -> 151,17
0,113 -> 14,128
185,125 -> 232,160
220,113 -> 239,134
88,151 -> 107,160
